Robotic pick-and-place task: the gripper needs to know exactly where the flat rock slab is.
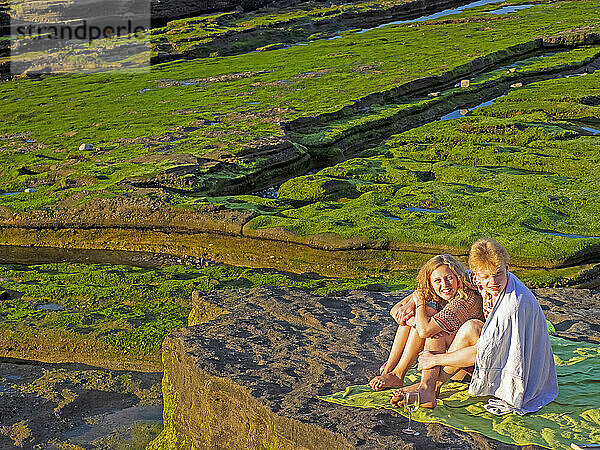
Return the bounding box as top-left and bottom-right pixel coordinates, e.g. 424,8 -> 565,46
0,358 -> 163,448
153,286 -> 600,449
535,288 -> 600,343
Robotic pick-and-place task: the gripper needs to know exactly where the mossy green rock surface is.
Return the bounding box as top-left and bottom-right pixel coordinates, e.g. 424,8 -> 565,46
0,261 -> 417,369
2,0 -> 600,278
249,70 -> 600,268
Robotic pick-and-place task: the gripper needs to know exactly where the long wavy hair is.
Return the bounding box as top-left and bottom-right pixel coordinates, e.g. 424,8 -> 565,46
416,254 -> 474,303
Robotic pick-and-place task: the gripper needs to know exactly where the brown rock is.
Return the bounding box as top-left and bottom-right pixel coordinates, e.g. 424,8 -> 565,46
534,288 -> 600,343
151,286 -> 596,448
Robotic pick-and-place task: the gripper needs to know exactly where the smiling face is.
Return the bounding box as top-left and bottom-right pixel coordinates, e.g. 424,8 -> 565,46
430,264 -> 459,301
474,264 -> 509,299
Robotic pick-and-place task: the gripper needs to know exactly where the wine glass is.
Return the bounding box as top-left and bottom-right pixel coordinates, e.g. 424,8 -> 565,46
402,391 -> 420,435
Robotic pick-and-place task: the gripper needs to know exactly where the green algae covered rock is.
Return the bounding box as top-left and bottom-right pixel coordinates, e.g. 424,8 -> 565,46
1,0 -> 600,280
278,174 -> 361,202
246,70 -> 600,269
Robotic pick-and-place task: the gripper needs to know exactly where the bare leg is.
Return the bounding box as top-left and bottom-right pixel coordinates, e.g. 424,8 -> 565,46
439,319 -> 483,382
369,325 -> 410,390
384,325 -> 411,372
390,332 -> 455,408
391,320 -> 483,408
450,370 -> 469,381
370,326 -> 425,390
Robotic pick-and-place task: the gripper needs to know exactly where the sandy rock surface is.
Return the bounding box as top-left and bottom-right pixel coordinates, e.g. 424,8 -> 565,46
157,285 -> 600,449
0,358 -> 163,448
535,288 -> 600,343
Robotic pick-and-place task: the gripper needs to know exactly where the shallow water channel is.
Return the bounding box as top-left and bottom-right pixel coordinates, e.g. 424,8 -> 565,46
335,0 -> 535,38
0,245 -> 206,268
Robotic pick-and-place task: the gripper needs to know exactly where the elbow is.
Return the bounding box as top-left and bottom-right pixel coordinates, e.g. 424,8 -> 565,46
416,326 -> 438,339
415,326 -> 431,339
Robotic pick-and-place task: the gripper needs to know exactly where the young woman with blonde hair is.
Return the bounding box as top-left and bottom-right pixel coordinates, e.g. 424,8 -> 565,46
369,254 -> 483,391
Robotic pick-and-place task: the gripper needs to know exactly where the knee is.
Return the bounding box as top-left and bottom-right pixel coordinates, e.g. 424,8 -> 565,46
456,319 -> 483,342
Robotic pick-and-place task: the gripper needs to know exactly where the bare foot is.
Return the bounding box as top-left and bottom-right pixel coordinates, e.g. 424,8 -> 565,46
390,382 -> 420,407
390,389 -> 405,407
369,373 -> 403,391
390,385 -> 437,409
399,382 -> 420,393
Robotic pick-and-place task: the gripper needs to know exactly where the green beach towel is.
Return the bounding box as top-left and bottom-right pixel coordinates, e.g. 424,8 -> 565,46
319,336 -> 600,450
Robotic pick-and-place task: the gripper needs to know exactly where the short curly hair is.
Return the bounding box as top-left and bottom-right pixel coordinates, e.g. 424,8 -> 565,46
469,238 -> 510,273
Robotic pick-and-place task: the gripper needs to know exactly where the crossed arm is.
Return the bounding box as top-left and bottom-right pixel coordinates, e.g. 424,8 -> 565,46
417,317 -> 483,371
392,293 -> 481,374
390,291 -> 444,339
418,344 -> 478,371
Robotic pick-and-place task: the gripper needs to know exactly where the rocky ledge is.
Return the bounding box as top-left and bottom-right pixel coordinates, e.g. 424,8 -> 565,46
149,285 -> 600,449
